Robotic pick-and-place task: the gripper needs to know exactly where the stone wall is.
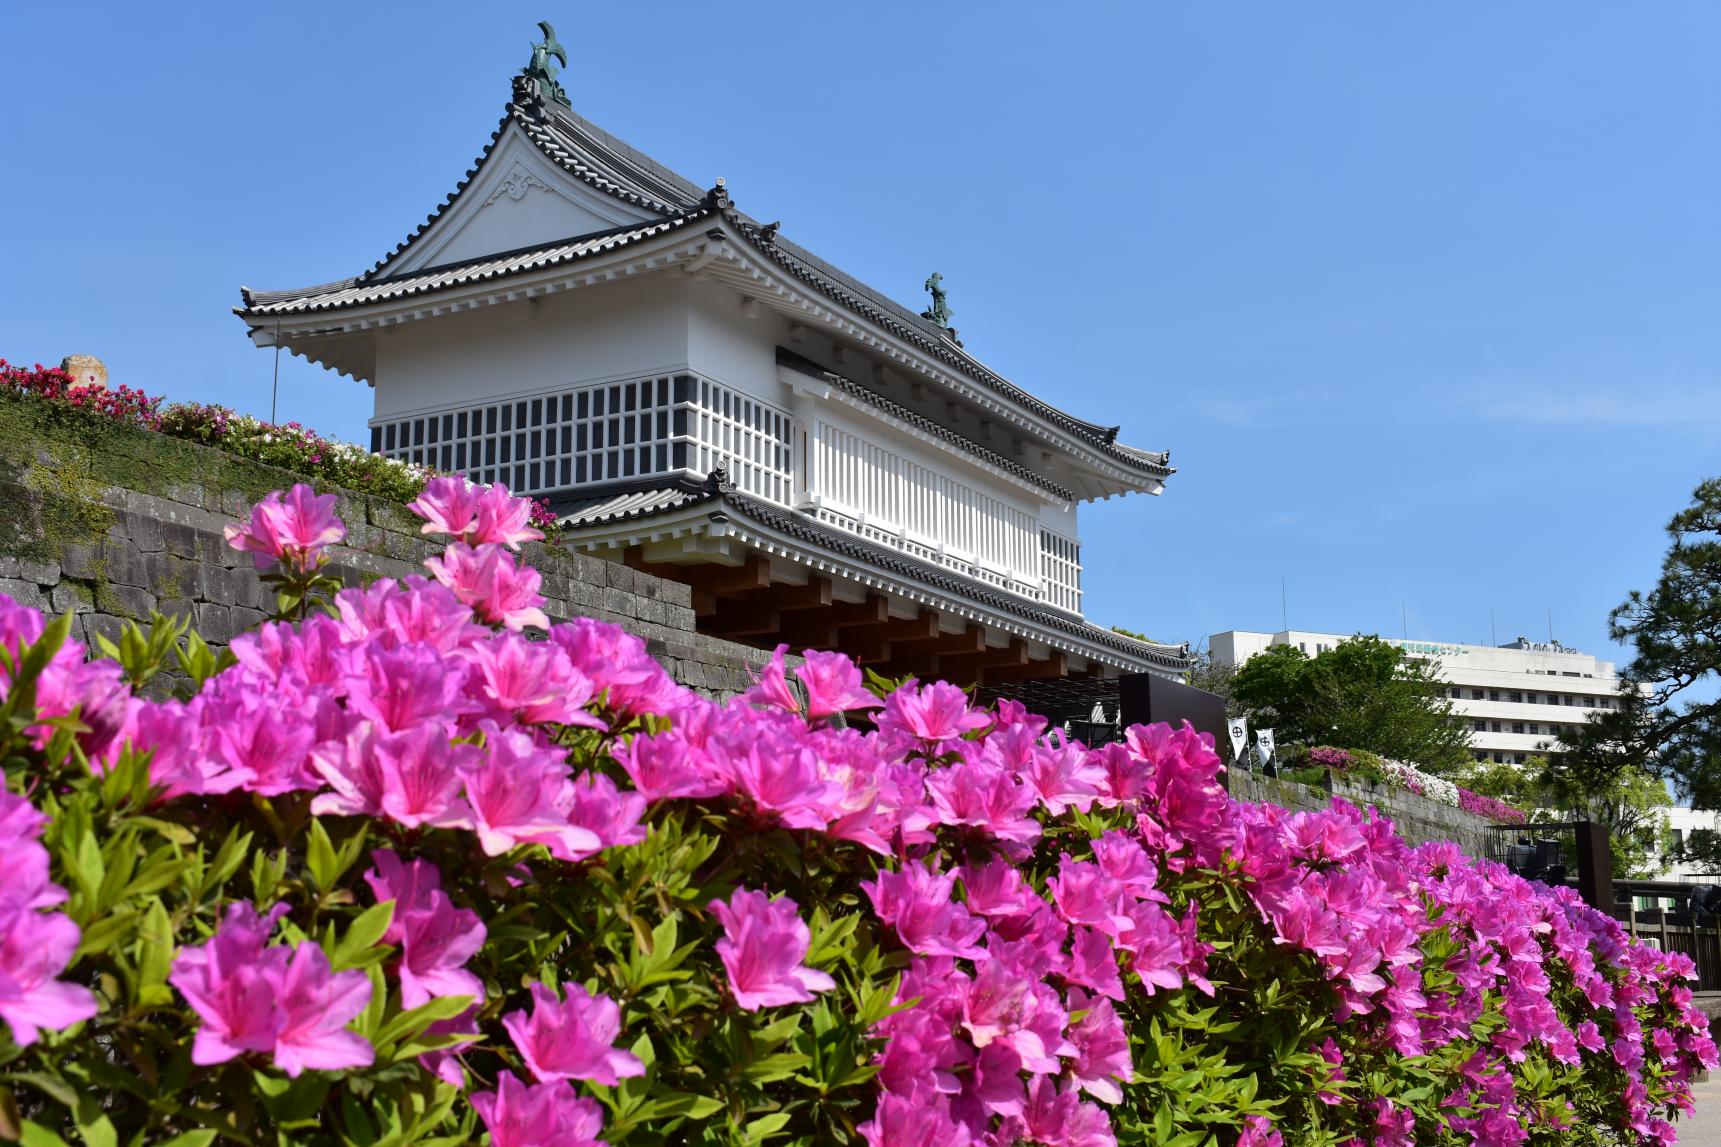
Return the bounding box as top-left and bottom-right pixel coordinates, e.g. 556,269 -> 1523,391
0,396 -> 772,697
1229,770 -> 1500,860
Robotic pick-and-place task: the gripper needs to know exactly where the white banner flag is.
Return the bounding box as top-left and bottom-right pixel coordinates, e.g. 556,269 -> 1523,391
1227,717 -> 1249,762
1255,727 -> 1277,769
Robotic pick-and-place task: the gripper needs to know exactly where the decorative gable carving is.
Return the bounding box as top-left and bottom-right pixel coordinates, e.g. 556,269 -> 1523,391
387,127 -> 659,276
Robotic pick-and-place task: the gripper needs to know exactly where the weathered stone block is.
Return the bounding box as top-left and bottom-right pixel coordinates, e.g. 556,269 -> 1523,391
47,582 -> 91,615
61,542 -> 100,580
102,582 -> 158,620
232,606 -> 267,633
83,614 -> 127,649
195,602 -> 236,644
102,542 -> 150,589
1,578 -> 50,612
605,563 -> 636,594
158,597 -> 196,624
116,509 -> 166,554
601,587 -> 637,618
651,577 -> 693,609
161,521 -> 201,559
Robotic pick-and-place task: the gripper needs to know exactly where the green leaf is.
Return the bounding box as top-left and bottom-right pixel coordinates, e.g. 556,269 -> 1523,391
5,1072 -> 79,1109
333,901 -> 395,970
741,1052 -> 811,1083
306,819 -> 338,892
134,897 -> 175,1006
375,995 -> 475,1050
74,909 -> 138,960
18,1121 -> 71,1147
152,1133 -> 218,1147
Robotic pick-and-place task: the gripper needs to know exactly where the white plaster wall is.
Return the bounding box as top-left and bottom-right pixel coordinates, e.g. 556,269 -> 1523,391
1037,499 -> 1079,538
686,281 -> 788,406
371,277 -> 692,420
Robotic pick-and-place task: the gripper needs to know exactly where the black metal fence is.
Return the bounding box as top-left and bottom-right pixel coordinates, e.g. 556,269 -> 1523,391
1610,880 -> 1721,990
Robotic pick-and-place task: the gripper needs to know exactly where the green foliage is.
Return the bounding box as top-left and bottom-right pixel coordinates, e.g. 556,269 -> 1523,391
1565,477 -> 1721,810
0,623 -> 895,1146
1231,635 -> 1472,774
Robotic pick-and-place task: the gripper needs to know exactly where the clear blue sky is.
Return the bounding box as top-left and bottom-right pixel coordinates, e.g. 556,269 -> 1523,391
3,3 -> 1717,665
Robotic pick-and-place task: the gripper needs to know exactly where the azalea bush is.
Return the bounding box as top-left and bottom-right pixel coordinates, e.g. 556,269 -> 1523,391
0,480 -> 1713,1147
1291,746 -> 1529,826
0,359 -> 560,538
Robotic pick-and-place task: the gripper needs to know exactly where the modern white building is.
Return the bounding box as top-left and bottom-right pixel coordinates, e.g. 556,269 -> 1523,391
1209,629 -> 1626,765
235,27 -> 1189,685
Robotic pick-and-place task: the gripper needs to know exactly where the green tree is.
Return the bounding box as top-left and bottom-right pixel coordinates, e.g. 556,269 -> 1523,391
1566,477 -> 1721,807
1231,635 -> 1472,774
1182,647 -> 1240,718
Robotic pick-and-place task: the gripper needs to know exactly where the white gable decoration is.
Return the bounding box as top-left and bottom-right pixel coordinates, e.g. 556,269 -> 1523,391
387,127 -> 657,276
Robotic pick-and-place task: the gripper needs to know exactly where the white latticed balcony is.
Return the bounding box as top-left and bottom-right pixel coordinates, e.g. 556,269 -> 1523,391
371,370 -> 1086,615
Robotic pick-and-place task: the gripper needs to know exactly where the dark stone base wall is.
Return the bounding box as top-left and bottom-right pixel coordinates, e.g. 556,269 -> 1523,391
0,399 -> 770,698
1229,770 -> 1499,860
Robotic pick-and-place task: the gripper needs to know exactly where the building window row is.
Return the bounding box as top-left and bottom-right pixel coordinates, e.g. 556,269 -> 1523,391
1448,687 -> 1614,709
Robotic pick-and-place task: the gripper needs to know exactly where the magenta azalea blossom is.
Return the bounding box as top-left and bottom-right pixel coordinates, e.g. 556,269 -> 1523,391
708,888 -> 835,1011
461,725 -> 602,858
501,982 -> 644,1086
273,942 -> 376,1077
795,648 -> 882,721
879,680 -> 990,744
470,1072 -> 608,1147
743,643 -> 800,714
365,852 -> 486,1009
0,907 -> 98,1047
170,902 -> 373,1076
223,483 -> 346,573
424,543 -> 549,631
413,478 -> 545,551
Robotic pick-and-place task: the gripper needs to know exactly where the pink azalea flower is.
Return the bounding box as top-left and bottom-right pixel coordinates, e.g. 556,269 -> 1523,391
273,941 -> 376,1077
859,1092 -> 973,1147
343,641 -> 474,734
709,720 -> 840,830
878,680 -> 990,744
170,902 -> 294,1065
424,543 -> 549,631
369,725 -> 477,830
707,889 -> 835,1011
210,697 -> 319,796
795,649 -> 881,721
461,726 -> 602,859
465,633 -> 605,729
1237,1115 -> 1284,1147
502,982 -> 644,1086
170,900 -> 376,1076
549,619 -> 685,718
743,644 -> 800,714
557,773 -> 647,859
365,852 -> 486,1009
610,729 -> 727,803
409,477 -> 485,543
133,698 -> 241,801
1067,993 -> 1132,1103
1019,1076 -> 1115,1147
0,792 -> 65,915
0,906 -> 99,1046
224,483 -> 346,573
862,862 -> 987,958
470,1072 -> 608,1147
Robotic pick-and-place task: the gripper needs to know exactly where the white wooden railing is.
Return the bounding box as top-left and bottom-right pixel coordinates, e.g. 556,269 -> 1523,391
368,374 -> 793,505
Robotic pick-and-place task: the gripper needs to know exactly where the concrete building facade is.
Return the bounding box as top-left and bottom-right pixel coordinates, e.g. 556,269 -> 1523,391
1209,629 -> 1625,765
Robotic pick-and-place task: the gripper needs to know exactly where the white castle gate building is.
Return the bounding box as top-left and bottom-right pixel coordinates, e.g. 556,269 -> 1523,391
237,27 -> 1189,686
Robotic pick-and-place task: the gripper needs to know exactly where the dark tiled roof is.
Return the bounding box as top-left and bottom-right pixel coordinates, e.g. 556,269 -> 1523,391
776,349 -> 1079,500
241,216 -> 705,317
550,479 -> 1190,672
238,77 -> 1173,479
